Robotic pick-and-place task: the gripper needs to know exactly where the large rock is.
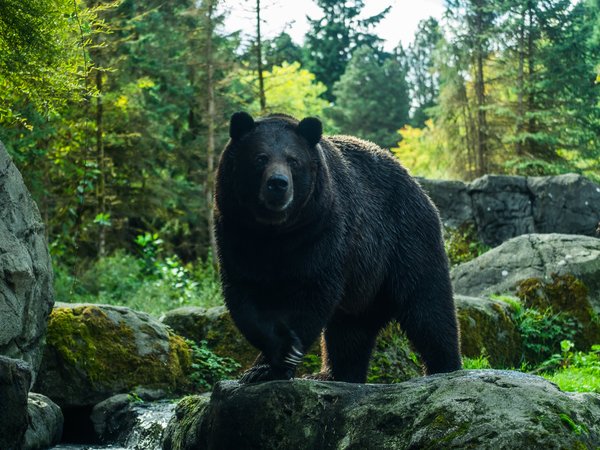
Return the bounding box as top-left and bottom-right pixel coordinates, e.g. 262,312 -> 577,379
455,295 -> 522,367
163,371 -> 600,449
34,303 -> 192,408
469,175 -> 535,246
451,234 -> 600,313
528,173 -> 600,236
0,141 -> 54,381
91,393 -> 176,449
417,178 -> 473,228
161,306 -> 422,382
0,355 -> 31,450
24,393 -> 63,449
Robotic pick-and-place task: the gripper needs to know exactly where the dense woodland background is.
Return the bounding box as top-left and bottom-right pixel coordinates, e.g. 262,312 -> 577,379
1,0 -> 599,311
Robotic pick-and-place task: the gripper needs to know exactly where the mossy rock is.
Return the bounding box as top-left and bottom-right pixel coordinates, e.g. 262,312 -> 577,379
456,295 -> 523,367
161,307 -> 421,382
34,303 -> 192,408
516,274 -> 600,349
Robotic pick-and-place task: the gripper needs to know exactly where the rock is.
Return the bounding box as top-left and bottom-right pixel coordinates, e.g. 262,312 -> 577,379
161,307 -> 421,383
528,173 -> 600,236
0,141 -> 54,382
24,393 -> 63,449
469,175 -> 535,246
163,371 -> 600,449
417,178 -> 473,228
0,355 -> 31,450
161,306 -> 257,374
162,395 -> 211,450
91,393 -> 176,449
455,295 -> 522,367
34,303 -> 192,408
451,234 -> 600,314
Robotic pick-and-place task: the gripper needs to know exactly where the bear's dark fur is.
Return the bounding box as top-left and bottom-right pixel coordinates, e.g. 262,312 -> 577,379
215,112 -> 461,383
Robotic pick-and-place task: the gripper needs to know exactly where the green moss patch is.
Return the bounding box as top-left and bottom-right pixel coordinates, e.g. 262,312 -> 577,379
46,306 -> 192,392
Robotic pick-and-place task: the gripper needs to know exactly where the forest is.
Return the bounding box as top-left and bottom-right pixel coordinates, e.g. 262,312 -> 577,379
1,0 -> 599,312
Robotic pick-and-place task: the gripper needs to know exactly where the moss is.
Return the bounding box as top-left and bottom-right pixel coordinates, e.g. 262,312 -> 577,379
444,223 -> 489,266
46,306 -> 192,392
420,410 -> 471,448
559,413 -> 589,435
517,274 -> 600,348
457,301 -> 522,368
368,323 -> 422,383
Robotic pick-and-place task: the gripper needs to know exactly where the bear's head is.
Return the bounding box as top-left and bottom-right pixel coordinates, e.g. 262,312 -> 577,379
223,111 -> 323,226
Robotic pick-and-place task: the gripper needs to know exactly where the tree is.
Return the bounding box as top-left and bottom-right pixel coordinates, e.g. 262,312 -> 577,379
407,18 -> 443,127
304,0 -> 390,100
229,62 -> 331,125
263,32 -> 304,69
445,0 -> 497,176
330,46 -> 410,149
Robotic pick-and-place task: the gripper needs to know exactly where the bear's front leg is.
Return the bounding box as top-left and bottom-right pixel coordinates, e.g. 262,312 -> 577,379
224,284 -> 336,383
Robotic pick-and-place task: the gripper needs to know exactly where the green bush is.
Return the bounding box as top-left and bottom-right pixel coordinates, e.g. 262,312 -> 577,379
540,341 -> 600,393
53,235 -> 223,315
444,223 -> 489,266
187,339 -> 240,391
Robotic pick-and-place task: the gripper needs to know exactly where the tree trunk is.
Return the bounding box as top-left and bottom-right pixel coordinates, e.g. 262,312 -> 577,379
474,0 -> 488,176
96,69 -> 107,257
256,0 -> 266,112
205,0 -> 217,263
516,3 -> 526,156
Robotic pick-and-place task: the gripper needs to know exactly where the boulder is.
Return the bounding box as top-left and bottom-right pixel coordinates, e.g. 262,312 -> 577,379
451,234 -> 600,314
455,295 -> 522,367
468,175 -> 535,246
91,393 -> 177,449
161,306 -> 421,382
417,178 -> 473,228
24,393 -> 63,449
161,306 -> 257,374
528,173 -> 600,236
34,303 -> 192,408
0,355 -> 31,450
162,371 -> 600,449
0,141 -> 54,381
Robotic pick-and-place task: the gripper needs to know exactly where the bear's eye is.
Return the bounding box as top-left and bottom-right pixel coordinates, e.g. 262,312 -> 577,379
255,154 -> 269,166
287,157 -> 300,168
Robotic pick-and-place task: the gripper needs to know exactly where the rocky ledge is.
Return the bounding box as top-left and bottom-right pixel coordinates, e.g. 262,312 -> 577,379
163,370 -> 600,450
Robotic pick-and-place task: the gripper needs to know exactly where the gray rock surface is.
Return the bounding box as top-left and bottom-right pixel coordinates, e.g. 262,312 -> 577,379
0,141 -> 54,382
469,175 -> 535,246
24,393 -> 63,449
417,178 -> 473,228
0,355 -> 31,450
529,173 -> 600,236
163,371 -> 600,450
451,233 -> 600,312
418,173 -> 600,246
455,295 -> 522,367
91,394 -> 176,449
34,303 -> 191,408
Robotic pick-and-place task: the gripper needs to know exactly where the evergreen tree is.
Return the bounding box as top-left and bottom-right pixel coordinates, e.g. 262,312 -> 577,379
304,0 -> 390,100
330,46 -> 410,149
407,18 -> 443,127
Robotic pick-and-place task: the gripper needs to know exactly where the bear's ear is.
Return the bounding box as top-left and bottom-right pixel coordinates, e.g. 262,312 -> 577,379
297,117 -> 323,147
229,111 -> 255,141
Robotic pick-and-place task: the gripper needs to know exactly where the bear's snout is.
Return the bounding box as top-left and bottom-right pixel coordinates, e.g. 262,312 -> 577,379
267,174 -> 289,193
260,165 -> 294,213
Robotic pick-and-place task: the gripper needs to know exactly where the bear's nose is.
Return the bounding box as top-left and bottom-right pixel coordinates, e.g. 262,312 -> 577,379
267,174 -> 289,192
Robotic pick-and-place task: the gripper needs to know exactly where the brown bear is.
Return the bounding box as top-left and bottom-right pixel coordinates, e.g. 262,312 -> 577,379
214,112 -> 461,383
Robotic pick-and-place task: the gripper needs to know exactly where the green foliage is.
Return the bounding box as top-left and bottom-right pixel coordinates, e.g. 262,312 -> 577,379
229,62 -> 332,126
55,235 -> 223,316
330,46 -> 410,148
463,352 -> 492,370
443,223 -> 490,266
540,341 -> 600,393
303,0 -> 390,99
508,301 -> 579,364
187,339 -> 240,391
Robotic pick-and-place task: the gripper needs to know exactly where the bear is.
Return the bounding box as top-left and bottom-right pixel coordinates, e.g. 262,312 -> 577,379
214,111 -> 462,383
